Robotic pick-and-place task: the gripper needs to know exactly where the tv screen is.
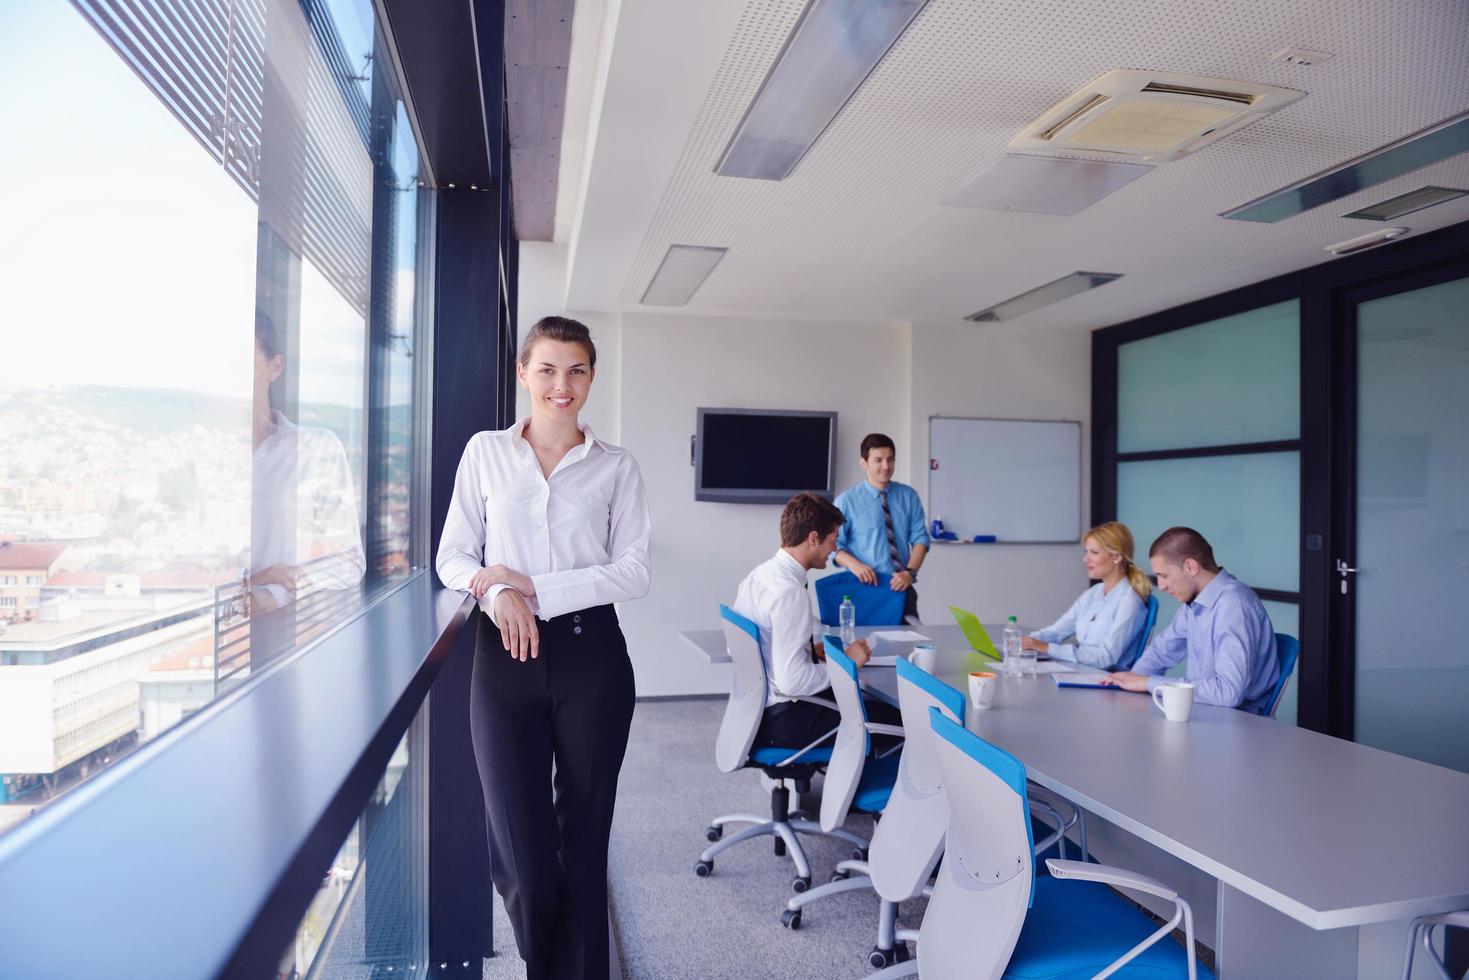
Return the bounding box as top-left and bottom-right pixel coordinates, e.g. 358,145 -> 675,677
695,408 -> 837,504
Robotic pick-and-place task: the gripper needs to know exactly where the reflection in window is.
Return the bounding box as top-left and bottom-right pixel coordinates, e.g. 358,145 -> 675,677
0,0 -> 427,833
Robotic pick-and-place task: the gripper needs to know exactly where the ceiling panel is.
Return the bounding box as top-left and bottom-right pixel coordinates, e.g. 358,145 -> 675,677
571,0 -> 1469,328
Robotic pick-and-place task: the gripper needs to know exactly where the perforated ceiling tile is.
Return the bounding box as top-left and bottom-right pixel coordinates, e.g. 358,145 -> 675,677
607,0 -> 1469,326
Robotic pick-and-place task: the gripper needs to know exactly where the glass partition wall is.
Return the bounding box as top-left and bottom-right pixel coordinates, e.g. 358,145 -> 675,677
0,0 -> 432,828
1095,222 -> 1469,758
1112,301 -> 1304,724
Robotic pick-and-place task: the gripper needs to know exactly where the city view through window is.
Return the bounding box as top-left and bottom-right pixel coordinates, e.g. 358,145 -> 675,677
0,0 -> 427,868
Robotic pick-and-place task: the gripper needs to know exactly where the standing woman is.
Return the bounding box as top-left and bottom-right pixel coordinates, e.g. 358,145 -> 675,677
1021,521 -> 1149,669
436,316 -> 651,980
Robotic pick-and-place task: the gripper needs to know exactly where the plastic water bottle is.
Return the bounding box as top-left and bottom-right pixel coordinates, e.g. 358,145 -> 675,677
1002,616 -> 1022,676
839,595 -> 857,648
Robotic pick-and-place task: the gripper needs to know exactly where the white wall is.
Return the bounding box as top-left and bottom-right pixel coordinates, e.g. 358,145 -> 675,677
616,312 -> 908,696
906,320 -> 1092,631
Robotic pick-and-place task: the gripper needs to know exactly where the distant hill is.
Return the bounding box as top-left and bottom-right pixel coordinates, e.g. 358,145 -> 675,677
0,386 -> 410,434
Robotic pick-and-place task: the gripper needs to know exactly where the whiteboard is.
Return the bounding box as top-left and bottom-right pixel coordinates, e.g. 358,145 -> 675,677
927,417 -> 1081,543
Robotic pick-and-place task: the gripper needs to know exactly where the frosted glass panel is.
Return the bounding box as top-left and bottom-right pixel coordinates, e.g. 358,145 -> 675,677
1117,452 -> 1300,592
1353,276 -> 1469,774
1118,300 -> 1299,453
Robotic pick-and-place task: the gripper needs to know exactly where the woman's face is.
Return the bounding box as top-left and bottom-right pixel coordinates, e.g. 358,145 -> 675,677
1083,536 -> 1121,580
518,338 -> 594,422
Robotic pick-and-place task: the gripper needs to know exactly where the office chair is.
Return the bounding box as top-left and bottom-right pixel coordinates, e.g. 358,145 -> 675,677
868,707 -> 1209,980
789,653 -> 1069,971
813,570 -> 906,627
1114,592 -> 1159,671
1264,633 -> 1300,718
1402,909 -> 1468,980
696,605 -> 869,893
778,639 -> 905,963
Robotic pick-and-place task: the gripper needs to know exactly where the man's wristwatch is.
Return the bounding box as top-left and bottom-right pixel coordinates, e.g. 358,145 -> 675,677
903,567 -> 918,583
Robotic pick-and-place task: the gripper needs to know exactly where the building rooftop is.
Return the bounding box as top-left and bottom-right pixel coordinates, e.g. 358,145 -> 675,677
0,541 -> 67,571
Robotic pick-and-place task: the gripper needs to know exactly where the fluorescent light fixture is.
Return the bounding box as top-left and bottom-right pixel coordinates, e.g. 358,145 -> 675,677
965,271 -> 1123,322
1222,110 -> 1469,223
714,0 -> 930,180
946,154 -> 1153,215
640,245 -> 728,306
1326,227 -> 1409,256
1342,185 -> 1469,221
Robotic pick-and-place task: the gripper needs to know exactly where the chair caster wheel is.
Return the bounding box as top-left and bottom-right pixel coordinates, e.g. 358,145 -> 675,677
781,909 -> 802,930
704,825 -> 722,842
792,875 -> 811,893
869,948 -> 896,969
830,870 -> 850,883
694,860 -> 713,878
895,943 -> 912,963
852,847 -> 869,862
773,837 -> 787,857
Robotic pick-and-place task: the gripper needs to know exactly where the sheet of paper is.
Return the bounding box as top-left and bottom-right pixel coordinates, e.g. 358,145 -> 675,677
866,654 -> 904,667
1025,661 -> 1083,674
866,630 -> 931,644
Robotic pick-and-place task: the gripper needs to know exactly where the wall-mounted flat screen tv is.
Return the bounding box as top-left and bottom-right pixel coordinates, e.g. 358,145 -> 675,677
695,408 -> 837,504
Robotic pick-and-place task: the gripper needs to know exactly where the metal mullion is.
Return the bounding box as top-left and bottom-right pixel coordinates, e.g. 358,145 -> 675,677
1115,439 -> 1301,464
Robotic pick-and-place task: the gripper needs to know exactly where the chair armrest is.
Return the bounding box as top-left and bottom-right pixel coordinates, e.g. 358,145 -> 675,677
1045,859 -> 1179,901
794,695 -> 838,711
864,722 -> 904,737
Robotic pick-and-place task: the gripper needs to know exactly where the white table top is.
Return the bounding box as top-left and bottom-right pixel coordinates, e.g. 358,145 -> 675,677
680,623 -> 1469,930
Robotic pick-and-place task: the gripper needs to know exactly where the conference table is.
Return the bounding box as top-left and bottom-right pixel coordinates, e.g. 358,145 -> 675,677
680,623 -> 1469,978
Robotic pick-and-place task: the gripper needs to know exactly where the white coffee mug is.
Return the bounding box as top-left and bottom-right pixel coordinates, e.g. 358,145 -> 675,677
909,643 -> 938,673
1152,681 -> 1195,722
968,671 -> 997,711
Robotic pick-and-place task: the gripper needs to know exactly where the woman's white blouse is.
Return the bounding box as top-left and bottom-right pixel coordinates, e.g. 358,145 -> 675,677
1031,581 -> 1147,669
435,418 -> 652,624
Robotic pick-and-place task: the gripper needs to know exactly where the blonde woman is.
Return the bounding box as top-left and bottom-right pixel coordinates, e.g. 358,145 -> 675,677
1021,521 -> 1150,670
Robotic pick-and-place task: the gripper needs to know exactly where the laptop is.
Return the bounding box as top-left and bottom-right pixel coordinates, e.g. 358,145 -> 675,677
948,606 -> 1003,661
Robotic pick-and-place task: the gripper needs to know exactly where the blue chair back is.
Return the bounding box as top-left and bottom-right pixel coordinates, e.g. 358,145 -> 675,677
1265,633 -> 1300,718
814,570 -> 906,626
920,707 -> 1036,976
867,662 -> 965,904
819,637 -> 872,832
715,604 -> 768,772
1115,593 -> 1158,671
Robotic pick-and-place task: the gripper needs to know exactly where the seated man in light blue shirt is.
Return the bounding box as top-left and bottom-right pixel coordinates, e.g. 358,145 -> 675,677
1102,526 -> 1279,714
832,433 -> 931,623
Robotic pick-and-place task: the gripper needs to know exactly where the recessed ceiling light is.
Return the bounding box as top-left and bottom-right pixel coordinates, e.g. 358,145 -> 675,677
714,0 -> 931,181
640,246 -> 728,306
1223,109 -> 1469,222
946,154 -> 1153,215
966,271 -> 1123,322
1326,227 -> 1410,256
1342,185 -> 1469,221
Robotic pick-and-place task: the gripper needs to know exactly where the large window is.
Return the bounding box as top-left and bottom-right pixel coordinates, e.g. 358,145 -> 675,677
1109,301 -> 1303,724
0,0 -> 431,831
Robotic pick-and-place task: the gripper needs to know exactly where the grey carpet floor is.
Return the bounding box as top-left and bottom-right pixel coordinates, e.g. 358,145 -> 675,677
609,699 -> 926,980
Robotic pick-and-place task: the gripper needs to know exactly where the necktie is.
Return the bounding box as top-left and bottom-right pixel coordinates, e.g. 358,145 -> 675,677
879,489 -> 903,572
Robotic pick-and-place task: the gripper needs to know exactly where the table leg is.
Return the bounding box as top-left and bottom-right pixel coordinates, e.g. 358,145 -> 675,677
1215,882 -> 1357,978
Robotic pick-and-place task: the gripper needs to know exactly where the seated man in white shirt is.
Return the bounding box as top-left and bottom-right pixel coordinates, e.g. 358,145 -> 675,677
734,492 -> 901,753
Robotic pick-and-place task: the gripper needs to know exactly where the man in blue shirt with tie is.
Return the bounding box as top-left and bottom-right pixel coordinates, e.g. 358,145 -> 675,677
832,433 -> 931,624
1102,526 -> 1279,714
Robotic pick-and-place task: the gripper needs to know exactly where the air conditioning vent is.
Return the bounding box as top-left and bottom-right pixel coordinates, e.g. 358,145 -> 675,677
1139,82 -> 1258,106
1012,70 -> 1304,163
